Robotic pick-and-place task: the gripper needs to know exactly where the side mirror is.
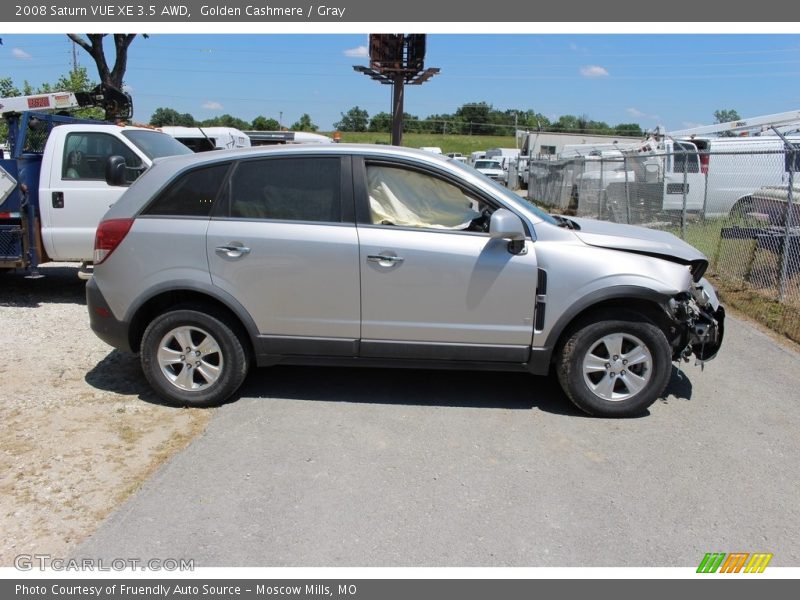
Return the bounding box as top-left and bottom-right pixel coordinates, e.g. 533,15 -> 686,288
490,208 -> 526,240
105,155 -> 128,187
489,208 -> 527,254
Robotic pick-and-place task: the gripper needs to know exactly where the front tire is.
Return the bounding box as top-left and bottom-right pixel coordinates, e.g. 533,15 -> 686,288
140,309 -> 250,407
556,313 -> 672,417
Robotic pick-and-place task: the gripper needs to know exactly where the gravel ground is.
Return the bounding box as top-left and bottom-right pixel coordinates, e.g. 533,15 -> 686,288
0,263 -> 210,566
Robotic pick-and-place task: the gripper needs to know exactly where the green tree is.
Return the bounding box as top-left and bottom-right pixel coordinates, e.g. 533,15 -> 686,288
714,109 -> 741,137
61,68 -> 105,120
291,113 -> 318,132
551,114 -> 580,133
549,114 -> 611,135
0,77 -> 22,98
251,115 -> 280,130
150,107 -> 196,127
515,110 -> 551,131
53,67 -> 94,93
455,102 -> 492,135
368,111 -> 392,132
402,113 -> 422,134
0,79 -> 21,143
334,106 -> 369,132
200,114 -> 251,130
714,109 -> 741,124
585,119 -> 612,135
613,123 -> 643,137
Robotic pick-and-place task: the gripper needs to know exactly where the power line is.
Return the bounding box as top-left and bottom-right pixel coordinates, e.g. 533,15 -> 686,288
7,49 -> 800,71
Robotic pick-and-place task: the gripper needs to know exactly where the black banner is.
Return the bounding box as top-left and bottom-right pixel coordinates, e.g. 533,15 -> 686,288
1,0 -> 799,23
3,579 -> 799,600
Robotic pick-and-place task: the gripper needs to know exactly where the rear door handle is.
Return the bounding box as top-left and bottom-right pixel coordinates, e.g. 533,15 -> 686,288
215,244 -> 251,258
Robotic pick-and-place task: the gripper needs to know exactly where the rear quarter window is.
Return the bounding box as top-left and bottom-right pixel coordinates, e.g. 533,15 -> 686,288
141,163 -> 230,217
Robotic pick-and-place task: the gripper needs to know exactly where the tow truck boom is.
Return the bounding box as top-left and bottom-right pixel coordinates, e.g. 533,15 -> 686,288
0,83 -> 133,123
667,109 -> 800,138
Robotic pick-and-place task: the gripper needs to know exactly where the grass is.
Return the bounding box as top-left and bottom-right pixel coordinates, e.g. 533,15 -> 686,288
710,276 -> 800,343
324,131 -> 517,156
666,217 -> 800,344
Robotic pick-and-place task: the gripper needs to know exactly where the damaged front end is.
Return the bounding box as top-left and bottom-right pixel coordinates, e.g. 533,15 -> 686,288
667,278 -> 725,363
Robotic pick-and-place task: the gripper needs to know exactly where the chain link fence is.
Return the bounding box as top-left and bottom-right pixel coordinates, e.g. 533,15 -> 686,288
526,144 -> 800,342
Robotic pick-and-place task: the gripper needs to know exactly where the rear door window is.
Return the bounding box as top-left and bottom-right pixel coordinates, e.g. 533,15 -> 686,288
222,157 -> 342,223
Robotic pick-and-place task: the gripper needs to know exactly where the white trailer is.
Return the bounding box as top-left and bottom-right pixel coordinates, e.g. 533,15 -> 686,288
680,135 -> 799,216
160,126 -> 251,151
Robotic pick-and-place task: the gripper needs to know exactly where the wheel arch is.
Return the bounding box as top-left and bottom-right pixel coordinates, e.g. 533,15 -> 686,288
126,285 -> 259,357
540,286 -> 674,369
729,193 -> 755,218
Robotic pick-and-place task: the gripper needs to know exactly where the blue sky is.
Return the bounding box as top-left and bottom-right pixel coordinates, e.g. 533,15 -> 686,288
1,33 -> 799,132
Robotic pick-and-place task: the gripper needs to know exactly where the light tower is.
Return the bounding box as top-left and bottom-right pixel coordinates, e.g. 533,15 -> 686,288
353,34 -> 440,146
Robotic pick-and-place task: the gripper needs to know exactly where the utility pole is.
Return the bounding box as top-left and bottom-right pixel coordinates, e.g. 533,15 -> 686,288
391,73 -> 404,145
354,34 -> 440,146
71,39 -> 79,75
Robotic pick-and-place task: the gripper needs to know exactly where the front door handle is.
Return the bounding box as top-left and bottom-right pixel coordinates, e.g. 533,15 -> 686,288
367,254 -> 404,266
215,244 -> 251,258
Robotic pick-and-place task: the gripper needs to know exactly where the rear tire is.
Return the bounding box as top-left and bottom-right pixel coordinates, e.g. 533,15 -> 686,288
556,312 -> 672,417
140,308 -> 250,408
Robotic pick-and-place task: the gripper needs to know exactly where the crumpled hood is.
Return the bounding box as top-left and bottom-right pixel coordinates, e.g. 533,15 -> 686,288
569,217 -> 707,264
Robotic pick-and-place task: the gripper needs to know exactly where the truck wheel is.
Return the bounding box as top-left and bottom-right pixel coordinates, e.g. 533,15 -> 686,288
556,313 -> 672,417
140,309 -> 250,408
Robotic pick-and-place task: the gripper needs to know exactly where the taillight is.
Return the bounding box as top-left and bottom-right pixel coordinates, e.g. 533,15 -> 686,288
700,153 -> 709,175
94,218 -> 134,265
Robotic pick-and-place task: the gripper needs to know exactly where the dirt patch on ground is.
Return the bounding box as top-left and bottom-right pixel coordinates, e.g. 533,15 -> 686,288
0,264 -> 211,566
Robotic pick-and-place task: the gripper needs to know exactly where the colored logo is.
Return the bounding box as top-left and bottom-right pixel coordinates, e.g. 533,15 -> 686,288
697,552 -> 773,573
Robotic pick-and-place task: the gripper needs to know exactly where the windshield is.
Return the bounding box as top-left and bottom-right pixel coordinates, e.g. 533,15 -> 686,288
450,159 -> 558,225
475,160 -> 502,169
122,130 -> 194,160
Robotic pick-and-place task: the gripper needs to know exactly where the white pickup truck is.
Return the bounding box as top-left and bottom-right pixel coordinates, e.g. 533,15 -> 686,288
1,113 -> 192,276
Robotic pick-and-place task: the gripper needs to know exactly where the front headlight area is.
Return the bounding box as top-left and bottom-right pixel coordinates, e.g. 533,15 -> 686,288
667,276 -> 725,364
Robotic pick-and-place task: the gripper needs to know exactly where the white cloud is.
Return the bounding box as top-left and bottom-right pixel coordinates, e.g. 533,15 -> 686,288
203,101 -> 223,110
344,46 -> 368,58
626,107 -> 659,120
580,65 -> 609,78
12,48 -> 32,60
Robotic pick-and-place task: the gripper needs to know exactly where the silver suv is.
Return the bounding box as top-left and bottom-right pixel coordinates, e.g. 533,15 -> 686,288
87,145 -> 724,417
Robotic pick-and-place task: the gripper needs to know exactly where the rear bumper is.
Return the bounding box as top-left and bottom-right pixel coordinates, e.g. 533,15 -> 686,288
86,277 -> 133,353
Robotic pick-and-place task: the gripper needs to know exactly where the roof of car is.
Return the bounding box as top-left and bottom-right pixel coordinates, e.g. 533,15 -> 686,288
150,143 -> 453,170
105,143 -> 500,221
